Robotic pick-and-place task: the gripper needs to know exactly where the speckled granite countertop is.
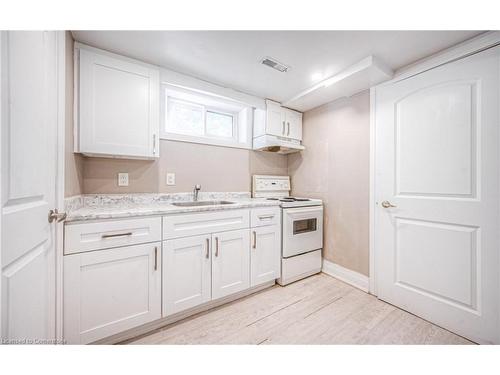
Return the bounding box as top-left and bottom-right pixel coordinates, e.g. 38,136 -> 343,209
64,192 -> 280,223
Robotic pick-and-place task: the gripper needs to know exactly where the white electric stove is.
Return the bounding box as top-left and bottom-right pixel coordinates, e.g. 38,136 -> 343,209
252,175 -> 323,285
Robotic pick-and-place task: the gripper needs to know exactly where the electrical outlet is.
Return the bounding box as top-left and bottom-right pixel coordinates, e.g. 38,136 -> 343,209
166,172 -> 176,186
118,173 -> 129,187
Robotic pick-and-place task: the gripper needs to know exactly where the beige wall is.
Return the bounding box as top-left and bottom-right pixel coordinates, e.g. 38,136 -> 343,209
64,32 -> 84,197
288,91 -> 370,276
80,140 -> 287,194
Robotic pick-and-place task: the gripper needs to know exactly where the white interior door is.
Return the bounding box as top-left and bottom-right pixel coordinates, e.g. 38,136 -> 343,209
1,31 -> 59,342
374,46 -> 500,344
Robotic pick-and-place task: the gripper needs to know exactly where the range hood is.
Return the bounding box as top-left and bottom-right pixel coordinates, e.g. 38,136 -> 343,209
253,135 -> 305,154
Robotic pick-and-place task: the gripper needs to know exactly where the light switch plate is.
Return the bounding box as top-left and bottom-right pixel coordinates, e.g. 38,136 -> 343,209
166,172 -> 176,186
118,173 -> 129,187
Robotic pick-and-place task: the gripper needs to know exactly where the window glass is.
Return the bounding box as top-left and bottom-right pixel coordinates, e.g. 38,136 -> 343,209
206,111 -> 234,138
166,99 -> 204,136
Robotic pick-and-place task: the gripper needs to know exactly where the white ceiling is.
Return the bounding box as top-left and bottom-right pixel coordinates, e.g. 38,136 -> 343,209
72,30 -> 483,103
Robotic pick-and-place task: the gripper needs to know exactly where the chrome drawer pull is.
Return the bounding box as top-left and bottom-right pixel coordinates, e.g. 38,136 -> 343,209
252,231 -> 257,249
258,215 -> 275,220
215,237 -> 219,257
206,238 -> 210,259
154,246 -> 158,271
101,232 -> 133,239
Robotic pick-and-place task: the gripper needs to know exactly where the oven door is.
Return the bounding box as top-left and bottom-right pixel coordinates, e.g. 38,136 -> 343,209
282,206 -> 323,258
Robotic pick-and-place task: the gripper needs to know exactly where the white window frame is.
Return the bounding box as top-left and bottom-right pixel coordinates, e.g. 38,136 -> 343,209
160,84 -> 253,149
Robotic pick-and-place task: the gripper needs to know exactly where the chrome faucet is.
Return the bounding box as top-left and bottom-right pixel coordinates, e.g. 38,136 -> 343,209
193,184 -> 201,201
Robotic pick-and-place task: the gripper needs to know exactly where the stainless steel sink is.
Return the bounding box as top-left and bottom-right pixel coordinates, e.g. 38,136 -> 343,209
172,200 -> 236,207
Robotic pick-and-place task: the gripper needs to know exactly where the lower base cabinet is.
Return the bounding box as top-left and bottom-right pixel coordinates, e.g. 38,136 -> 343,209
162,228 -> 251,316
251,225 -> 281,287
63,209 -> 282,343
64,242 -> 162,344
212,229 -> 250,300
162,235 -> 212,316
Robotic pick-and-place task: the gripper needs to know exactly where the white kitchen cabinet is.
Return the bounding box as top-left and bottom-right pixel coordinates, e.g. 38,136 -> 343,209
212,229 -> 250,300
265,100 -> 286,137
250,225 -> 281,287
64,242 -> 162,344
163,235 -> 212,316
284,108 -> 303,140
76,44 -> 160,159
257,100 -> 303,141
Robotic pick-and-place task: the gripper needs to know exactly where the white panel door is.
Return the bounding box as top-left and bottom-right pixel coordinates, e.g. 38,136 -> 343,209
163,235 -> 211,316
374,46 -> 500,344
266,100 -> 286,137
64,242 -> 161,344
250,225 -> 280,287
285,109 -> 302,140
1,31 -> 58,343
79,47 -> 159,158
212,229 -> 250,300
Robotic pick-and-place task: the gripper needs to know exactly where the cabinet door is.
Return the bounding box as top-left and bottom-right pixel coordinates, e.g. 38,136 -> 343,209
285,109 -> 303,140
251,225 -> 281,287
64,242 -> 161,344
163,235 -> 212,316
78,48 -> 159,158
266,100 -> 286,137
212,229 -> 250,299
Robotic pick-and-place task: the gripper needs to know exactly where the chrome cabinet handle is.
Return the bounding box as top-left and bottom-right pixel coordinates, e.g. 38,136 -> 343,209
101,232 -> 133,239
287,122 -> 290,136
48,209 -> 66,223
282,121 -> 286,135
258,214 -> 275,220
252,231 -> 257,249
153,134 -> 156,155
154,246 -> 158,271
381,201 -> 397,208
206,238 -> 210,259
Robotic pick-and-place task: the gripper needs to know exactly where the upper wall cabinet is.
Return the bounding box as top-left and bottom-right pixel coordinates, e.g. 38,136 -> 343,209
261,100 -> 302,140
253,100 -> 304,154
75,44 -> 160,159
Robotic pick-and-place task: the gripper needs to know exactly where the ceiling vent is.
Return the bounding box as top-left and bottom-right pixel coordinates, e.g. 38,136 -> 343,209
261,57 -> 290,73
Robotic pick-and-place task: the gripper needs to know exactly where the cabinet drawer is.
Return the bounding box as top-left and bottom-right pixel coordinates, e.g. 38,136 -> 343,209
251,207 -> 280,227
163,209 -> 250,239
64,217 -> 162,255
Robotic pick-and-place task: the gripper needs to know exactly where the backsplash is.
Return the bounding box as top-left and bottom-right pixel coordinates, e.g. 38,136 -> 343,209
66,139 -> 288,196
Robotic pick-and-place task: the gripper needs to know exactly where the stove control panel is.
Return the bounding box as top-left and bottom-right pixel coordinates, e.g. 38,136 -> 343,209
252,175 -> 290,198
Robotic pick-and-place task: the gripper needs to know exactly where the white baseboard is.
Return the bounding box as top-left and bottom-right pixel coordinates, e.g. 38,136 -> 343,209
322,259 -> 370,293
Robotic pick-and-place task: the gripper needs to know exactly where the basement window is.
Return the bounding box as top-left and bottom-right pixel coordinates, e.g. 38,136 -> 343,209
161,85 -> 252,149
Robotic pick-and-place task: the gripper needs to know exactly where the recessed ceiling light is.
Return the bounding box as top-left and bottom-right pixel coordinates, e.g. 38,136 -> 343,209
261,57 -> 290,73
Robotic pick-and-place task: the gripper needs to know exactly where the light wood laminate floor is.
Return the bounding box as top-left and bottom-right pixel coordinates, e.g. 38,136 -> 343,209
125,273 -> 473,345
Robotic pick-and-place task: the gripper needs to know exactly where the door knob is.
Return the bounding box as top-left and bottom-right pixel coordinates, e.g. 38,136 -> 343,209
381,201 -> 397,208
48,209 -> 67,223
